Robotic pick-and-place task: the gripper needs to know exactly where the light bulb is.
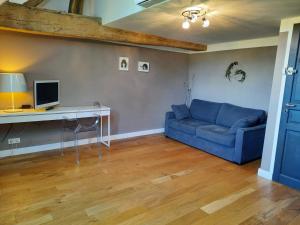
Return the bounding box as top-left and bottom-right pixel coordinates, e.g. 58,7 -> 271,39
182,18 -> 190,29
191,14 -> 198,23
202,18 -> 210,28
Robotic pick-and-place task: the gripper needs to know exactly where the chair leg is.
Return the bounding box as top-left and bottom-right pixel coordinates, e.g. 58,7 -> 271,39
60,128 -> 65,156
75,133 -> 80,165
96,127 -> 102,159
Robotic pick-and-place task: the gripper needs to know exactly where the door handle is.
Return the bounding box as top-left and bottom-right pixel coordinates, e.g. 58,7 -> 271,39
285,67 -> 297,76
286,103 -> 296,108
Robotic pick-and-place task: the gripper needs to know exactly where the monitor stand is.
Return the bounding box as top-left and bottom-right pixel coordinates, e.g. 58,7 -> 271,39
45,106 -> 55,111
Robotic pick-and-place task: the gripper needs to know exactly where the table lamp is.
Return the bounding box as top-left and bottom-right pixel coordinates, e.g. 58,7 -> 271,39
0,73 -> 27,113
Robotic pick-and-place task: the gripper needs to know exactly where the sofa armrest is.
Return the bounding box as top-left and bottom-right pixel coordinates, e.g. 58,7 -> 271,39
166,111 -> 176,120
165,111 -> 175,136
234,124 -> 266,164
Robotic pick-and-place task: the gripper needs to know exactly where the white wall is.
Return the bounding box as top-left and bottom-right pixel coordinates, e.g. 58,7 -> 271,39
188,47 -> 277,111
258,32 -> 288,179
202,36 -> 278,53
92,0 -> 143,24
38,0 -> 144,24
39,0 -> 69,12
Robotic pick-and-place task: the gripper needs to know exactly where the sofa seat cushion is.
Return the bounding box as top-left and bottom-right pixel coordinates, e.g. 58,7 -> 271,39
168,118 -> 211,135
196,125 -> 235,147
189,99 -> 222,123
216,103 -> 266,127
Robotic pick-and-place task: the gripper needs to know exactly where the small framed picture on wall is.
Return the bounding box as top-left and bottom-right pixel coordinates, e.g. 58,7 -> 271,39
119,57 -> 129,71
138,61 -> 150,73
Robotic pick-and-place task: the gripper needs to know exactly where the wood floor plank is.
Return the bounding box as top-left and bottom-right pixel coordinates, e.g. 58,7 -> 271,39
166,209 -> 207,225
193,196 -> 275,225
0,134 -> 299,225
200,187 -> 256,214
240,196 -> 300,225
151,169 -> 193,184
15,214 -> 53,225
288,214 -> 300,225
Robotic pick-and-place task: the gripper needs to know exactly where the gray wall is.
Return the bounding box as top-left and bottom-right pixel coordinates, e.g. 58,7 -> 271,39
260,32 -> 289,172
0,31 -> 188,150
188,47 -> 277,110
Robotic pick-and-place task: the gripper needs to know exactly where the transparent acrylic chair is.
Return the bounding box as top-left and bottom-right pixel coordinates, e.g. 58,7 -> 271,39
60,111 -> 102,165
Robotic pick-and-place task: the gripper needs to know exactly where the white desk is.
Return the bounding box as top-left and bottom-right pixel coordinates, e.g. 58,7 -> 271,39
0,106 -> 111,147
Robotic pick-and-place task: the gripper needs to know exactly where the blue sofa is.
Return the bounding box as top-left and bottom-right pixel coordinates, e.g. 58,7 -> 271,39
165,99 -> 267,164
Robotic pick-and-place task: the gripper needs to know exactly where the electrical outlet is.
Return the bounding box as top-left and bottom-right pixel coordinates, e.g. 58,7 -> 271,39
8,138 -> 21,145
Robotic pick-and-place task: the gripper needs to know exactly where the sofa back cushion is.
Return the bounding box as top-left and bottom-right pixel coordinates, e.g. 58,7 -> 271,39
228,116 -> 258,134
216,103 -> 266,127
189,99 -> 222,123
171,104 -> 190,120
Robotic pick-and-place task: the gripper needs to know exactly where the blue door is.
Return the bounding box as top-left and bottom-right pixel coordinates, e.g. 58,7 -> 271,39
273,24 -> 300,190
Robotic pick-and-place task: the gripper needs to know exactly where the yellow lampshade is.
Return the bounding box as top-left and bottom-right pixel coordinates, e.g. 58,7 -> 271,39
0,73 -> 27,113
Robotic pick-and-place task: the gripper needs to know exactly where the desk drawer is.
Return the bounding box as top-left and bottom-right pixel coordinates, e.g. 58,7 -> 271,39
25,113 -> 77,122
0,109 -> 110,124
58,113 -> 77,120
0,113 -> 77,124
98,110 -> 110,116
76,110 -> 110,118
76,111 -> 97,119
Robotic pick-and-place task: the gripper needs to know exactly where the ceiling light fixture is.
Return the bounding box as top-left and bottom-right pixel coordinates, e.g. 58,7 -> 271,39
182,17 -> 190,29
202,17 -> 210,28
181,7 -> 210,29
191,14 -> 198,23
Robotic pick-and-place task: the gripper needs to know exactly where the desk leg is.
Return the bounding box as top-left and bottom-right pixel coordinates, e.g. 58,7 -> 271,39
108,114 -> 111,148
100,116 -> 103,143
100,114 -> 110,148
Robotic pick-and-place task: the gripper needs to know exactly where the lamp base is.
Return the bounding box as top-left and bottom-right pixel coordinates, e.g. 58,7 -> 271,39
4,109 -> 23,113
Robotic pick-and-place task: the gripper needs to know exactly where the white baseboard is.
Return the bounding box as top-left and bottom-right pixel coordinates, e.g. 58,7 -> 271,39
0,128 -> 165,158
111,128 -> 164,140
257,168 -> 273,180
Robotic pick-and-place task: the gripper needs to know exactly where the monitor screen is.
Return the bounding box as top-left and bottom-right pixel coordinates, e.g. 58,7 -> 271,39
34,81 -> 59,109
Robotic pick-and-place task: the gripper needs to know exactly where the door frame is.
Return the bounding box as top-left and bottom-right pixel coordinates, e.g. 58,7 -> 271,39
273,24 -> 300,184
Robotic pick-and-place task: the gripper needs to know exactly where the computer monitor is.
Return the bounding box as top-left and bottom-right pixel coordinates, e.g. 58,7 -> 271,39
34,80 -> 60,109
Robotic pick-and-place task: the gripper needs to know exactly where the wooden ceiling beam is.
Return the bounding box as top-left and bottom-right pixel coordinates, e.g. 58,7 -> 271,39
0,2 -> 207,51
23,0 -> 44,7
68,0 -> 84,14
0,0 -> 6,6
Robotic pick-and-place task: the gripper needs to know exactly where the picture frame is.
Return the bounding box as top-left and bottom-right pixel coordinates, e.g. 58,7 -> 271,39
138,61 -> 150,73
119,57 -> 129,71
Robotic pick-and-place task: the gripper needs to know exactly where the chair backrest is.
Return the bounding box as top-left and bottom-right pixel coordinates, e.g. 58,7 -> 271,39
93,101 -> 101,108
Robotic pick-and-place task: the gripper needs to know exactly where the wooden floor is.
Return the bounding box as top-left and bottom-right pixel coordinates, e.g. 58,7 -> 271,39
1,135 -> 300,225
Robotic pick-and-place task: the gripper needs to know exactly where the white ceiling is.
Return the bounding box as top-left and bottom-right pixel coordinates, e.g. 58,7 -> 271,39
106,0 -> 300,44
